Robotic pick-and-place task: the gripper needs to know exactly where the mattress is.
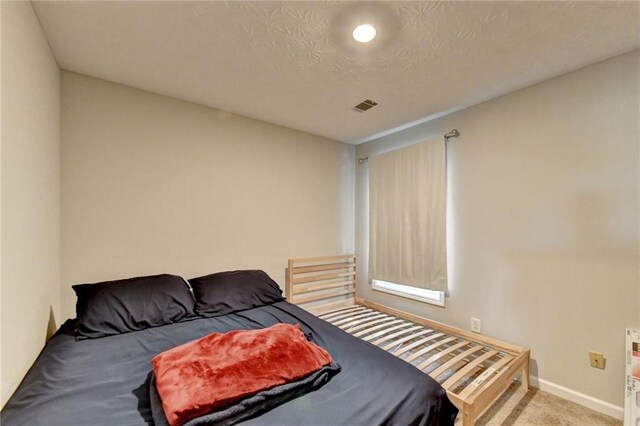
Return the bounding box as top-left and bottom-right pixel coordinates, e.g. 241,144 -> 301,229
1,301 -> 458,425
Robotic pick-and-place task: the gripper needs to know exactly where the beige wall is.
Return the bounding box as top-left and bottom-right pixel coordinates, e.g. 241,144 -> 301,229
61,72 -> 354,319
356,51 -> 639,411
1,1 -> 61,406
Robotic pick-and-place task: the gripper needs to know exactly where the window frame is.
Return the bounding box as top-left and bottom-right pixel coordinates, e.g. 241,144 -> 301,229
371,279 -> 445,307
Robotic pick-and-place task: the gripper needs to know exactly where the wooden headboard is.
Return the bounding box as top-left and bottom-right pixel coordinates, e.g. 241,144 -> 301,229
286,254 -> 357,315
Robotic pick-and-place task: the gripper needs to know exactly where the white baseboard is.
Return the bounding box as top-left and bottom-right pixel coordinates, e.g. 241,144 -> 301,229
525,376 -> 623,420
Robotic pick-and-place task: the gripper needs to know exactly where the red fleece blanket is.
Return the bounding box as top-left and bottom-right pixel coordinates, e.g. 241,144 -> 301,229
151,323 -> 333,426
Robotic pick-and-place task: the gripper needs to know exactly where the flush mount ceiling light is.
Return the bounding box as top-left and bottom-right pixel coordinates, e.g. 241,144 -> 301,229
352,24 -> 376,43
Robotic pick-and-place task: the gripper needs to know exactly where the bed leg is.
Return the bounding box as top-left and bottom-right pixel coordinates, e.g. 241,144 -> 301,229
461,403 -> 475,426
521,351 -> 531,390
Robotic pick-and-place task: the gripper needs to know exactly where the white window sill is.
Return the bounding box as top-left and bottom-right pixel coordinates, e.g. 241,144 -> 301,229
371,280 -> 445,307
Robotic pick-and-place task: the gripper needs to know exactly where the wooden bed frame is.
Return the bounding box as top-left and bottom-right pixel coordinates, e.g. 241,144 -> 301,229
286,254 -> 530,426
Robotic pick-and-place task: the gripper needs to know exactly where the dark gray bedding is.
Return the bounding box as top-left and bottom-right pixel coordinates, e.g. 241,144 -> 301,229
1,301 -> 458,425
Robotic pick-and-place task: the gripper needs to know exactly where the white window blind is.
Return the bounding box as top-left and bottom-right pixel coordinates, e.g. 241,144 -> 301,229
368,138 -> 447,292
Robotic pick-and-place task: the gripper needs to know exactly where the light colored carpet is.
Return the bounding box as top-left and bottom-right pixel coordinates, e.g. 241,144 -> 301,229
455,382 -> 621,425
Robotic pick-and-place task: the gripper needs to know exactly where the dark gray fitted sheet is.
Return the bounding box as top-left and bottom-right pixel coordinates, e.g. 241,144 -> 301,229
1,301 -> 458,426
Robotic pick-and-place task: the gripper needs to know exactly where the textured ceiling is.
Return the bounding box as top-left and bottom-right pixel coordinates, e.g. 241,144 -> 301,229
33,1 -> 640,144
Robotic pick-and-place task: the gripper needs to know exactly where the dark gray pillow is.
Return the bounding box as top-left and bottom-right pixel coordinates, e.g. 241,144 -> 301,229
73,274 -> 195,340
188,270 -> 284,317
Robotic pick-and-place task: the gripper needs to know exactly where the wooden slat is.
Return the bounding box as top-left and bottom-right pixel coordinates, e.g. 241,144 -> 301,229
457,354 -> 514,399
294,280 -> 355,295
305,299 -> 356,316
317,305 -> 364,320
319,305 -> 366,320
357,298 -> 524,355
378,327 -> 430,349
293,262 -> 355,274
345,316 -> 395,333
288,254 -> 358,319
442,350 -> 499,390
393,332 -> 444,357
404,336 -> 457,363
353,319 -> 406,338
416,341 -> 470,371
429,345 -> 485,381
334,311 -> 386,328
363,322 -> 416,343
292,271 -> 355,285
331,309 -> 378,325
289,254 -> 355,264
373,325 -> 424,347
292,288 -> 354,305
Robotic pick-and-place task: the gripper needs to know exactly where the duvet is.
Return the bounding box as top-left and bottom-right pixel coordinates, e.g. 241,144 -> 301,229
1,301 -> 458,425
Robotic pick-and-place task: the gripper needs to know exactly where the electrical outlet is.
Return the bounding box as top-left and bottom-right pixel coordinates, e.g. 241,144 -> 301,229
471,318 -> 482,334
589,352 -> 605,369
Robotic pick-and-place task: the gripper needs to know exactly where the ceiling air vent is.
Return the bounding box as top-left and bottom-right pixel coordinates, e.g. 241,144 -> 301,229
353,99 -> 378,113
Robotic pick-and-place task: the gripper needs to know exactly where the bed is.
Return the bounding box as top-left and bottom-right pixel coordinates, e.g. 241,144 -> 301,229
1,271 -> 458,425
286,254 -> 531,426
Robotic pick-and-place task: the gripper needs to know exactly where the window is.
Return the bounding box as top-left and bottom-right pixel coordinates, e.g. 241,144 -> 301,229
368,138 -> 448,294
372,279 -> 445,307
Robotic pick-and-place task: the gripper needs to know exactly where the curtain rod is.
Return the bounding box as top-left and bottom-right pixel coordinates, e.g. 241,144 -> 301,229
358,129 -> 460,164
444,129 -> 460,141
